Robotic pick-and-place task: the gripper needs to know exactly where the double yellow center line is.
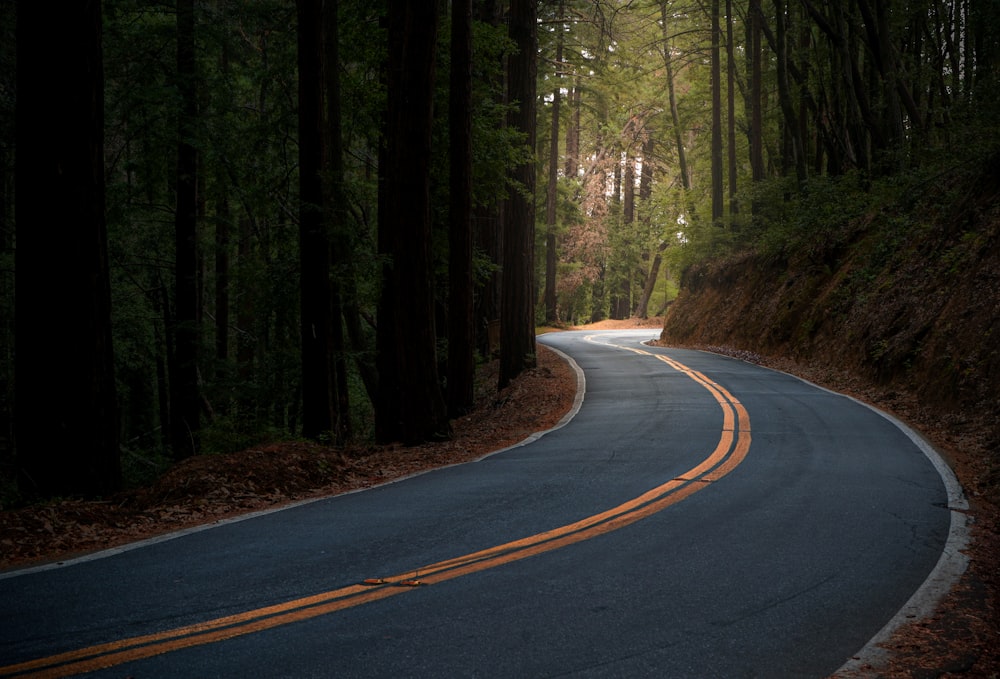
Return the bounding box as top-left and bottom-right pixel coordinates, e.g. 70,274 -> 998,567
2,344 -> 750,678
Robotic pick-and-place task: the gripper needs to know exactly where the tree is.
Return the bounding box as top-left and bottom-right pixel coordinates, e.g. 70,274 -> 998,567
471,0 -> 506,360
297,0 -> 333,441
14,0 -> 121,496
748,0 -> 765,187
659,2 -> 691,193
725,0 -> 738,219
498,0 -> 539,390
543,0 -> 565,325
634,135 -> 661,319
710,0 -> 724,225
448,0 -> 476,416
375,0 -> 449,443
772,0 -> 806,186
172,0 -> 201,459
324,0 -> 351,443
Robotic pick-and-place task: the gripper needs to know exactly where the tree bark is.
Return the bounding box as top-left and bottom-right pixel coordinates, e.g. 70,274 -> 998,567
173,0 -> 201,458
498,0 -> 538,390
448,0 -> 475,416
473,0 -> 504,359
323,0 -> 351,443
564,81 -> 581,178
236,217 -> 256,421
214,17 -> 231,398
725,0 -> 738,219
634,136 -> 658,320
543,1 -> 564,325
773,0 -> 807,186
748,0 -> 765,213
376,0 -> 449,443
711,0 -> 725,225
635,242 -> 668,320
619,155 -> 635,318
661,2 -> 691,192
297,0 -> 333,441
14,0 -> 122,497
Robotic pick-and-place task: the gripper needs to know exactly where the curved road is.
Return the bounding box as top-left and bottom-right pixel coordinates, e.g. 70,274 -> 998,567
0,330 -> 967,678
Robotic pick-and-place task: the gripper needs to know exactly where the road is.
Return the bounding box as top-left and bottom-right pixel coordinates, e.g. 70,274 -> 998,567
0,330 -> 967,678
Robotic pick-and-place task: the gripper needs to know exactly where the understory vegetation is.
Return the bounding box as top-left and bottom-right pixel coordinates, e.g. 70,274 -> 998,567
661,138 -> 1000,506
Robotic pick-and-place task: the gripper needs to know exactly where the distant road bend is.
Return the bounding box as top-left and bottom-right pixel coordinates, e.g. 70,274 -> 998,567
0,329 -> 968,678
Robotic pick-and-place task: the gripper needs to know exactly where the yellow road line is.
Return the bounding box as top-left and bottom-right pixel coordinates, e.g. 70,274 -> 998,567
1,347 -> 750,679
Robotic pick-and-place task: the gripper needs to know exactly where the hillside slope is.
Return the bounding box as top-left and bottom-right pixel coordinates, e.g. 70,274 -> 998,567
658,153 -> 999,676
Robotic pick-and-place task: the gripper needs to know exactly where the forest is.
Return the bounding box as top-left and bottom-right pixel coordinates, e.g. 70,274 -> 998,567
1,0 -> 997,505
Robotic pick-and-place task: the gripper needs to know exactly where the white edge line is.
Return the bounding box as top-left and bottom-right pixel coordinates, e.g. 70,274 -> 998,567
832,401 -> 970,677
0,344 -> 587,581
684,348 -> 971,677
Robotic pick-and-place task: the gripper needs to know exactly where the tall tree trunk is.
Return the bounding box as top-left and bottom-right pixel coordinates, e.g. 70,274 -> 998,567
376,0 -> 449,443
804,0 -> 870,172
748,0 -> 765,214
543,0 -> 564,325
214,182 -> 230,390
173,0 -> 201,458
214,13 -> 231,400
725,0 -> 738,219
499,0 -> 538,390
236,217 -> 256,421
14,0 -> 122,497
774,0 -> 807,186
158,277 -> 176,449
620,155 -> 635,318
473,0 -> 504,359
634,136 -> 659,320
635,242 -> 668,320
448,0 -> 475,416
609,149 -> 626,321
297,0 -> 333,440
661,2 -> 691,192
323,0 -> 351,443
564,81 -> 581,177
710,0 -> 725,225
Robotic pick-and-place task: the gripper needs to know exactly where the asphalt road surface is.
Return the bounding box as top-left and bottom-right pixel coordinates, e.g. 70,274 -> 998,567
0,330 -> 967,678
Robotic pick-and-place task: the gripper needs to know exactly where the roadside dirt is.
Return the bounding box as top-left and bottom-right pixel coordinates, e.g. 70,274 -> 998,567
1,315 -> 995,677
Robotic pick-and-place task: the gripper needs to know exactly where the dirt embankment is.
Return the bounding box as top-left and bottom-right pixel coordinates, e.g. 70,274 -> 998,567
657,158 -> 1000,677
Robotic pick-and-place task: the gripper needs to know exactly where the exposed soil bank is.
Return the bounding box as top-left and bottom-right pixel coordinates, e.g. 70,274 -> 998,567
656,156 -> 1000,677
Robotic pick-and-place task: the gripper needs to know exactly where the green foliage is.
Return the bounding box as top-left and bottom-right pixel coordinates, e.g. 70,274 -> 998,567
119,447 -> 173,492
745,172 -> 877,262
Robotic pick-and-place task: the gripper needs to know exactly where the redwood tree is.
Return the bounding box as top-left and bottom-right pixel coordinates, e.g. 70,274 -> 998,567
172,0 -> 200,458
297,0 -> 333,440
710,0 -> 724,225
499,0 -> 538,390
14,0 -> 121,496
543,0 -> 565,325
323,0 -> 351,443
375,0 -> 449,443
448,0 -> 475,416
